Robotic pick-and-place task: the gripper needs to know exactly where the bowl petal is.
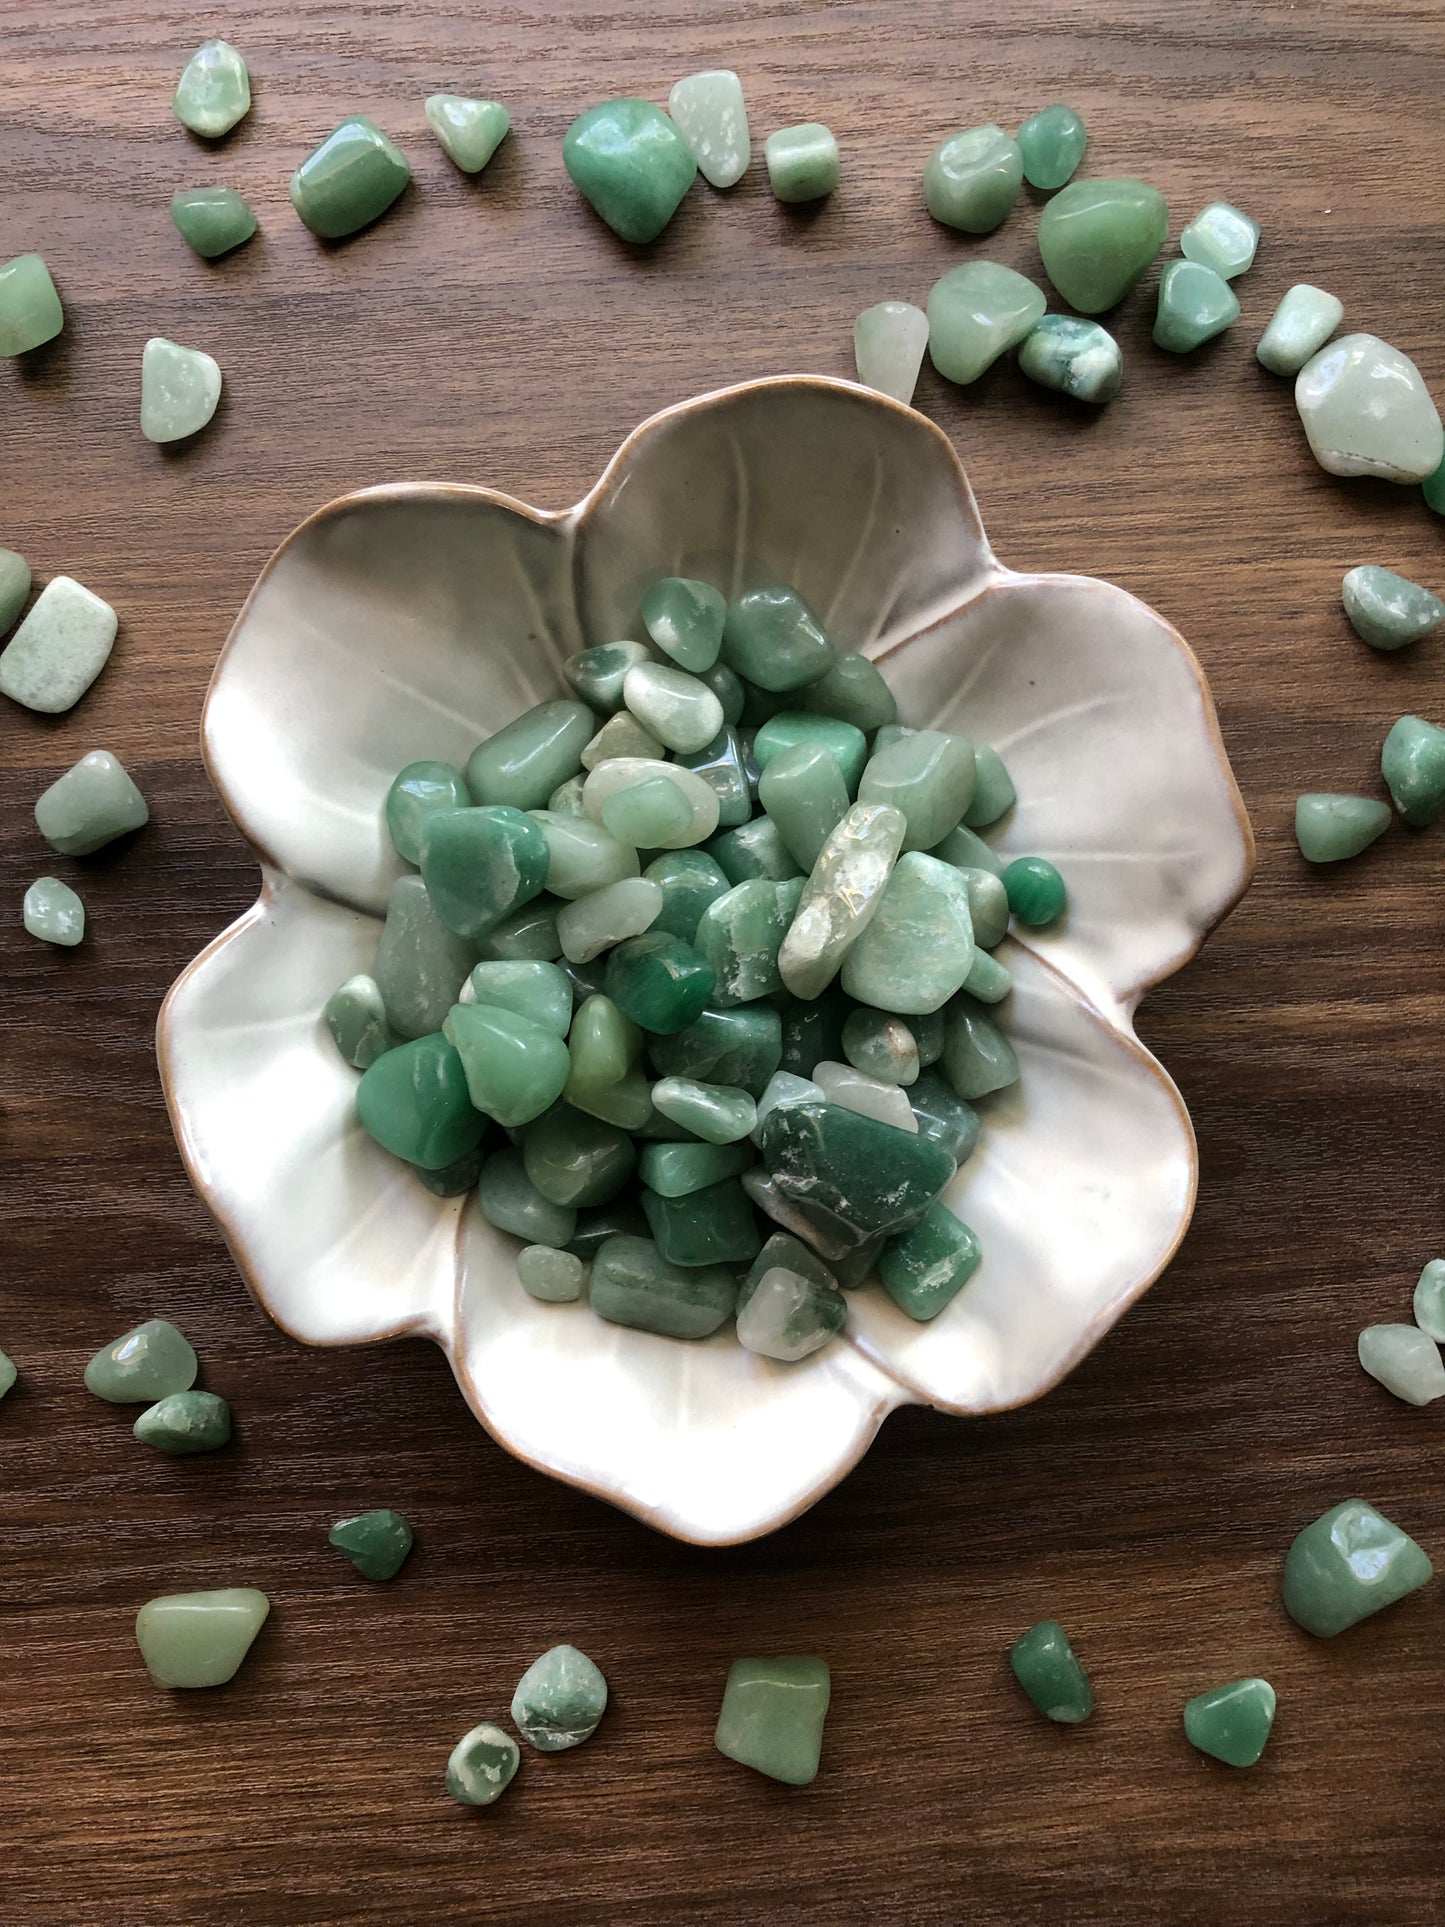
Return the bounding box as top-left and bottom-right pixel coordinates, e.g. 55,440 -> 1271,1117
574,376 -> 994,657
205,490 -> 579,916
842,943 -> 1195,1413
876,570 -> 1253,1018
159,872 -> 460,1343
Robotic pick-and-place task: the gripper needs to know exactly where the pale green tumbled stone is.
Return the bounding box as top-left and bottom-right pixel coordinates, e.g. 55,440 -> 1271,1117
1257,284 -> 1343,376
581,758 -> 719,848
581,710 -> 663,768
547,773 -> 589,819
290,117 -> 411,240
651,1075 -> 756,1143
1424,454 -> 1445,515
814,1060 -> 918,1132
141,337 -> 222,443
1018,315 -> 1122,404
963,745 -> 1016,827
758,742 -> 850,870
85,1319 -> 197,1403
170,187 -> 258,258
174,40 -> 251,138
1357,1324 -> 1445,1405
0,549 -> 31,636
638,1138 -> 752,1197
0,576 -> 117,714
425,95 -> 510,173
374,875 -> 475,1038
34,751 -> 146,854
942,996 -> 1019,1099
933,823 -> 1003,878
1037,178 -> 1169,313
840,851 -> 974,1015
641,577 -> 726,670
923,124 -> 1022,234
601,774 -> 698,848
1153,261 -> 1240,353
1381,714 -> 1445,826
511,1644 -> 608,1750
0,1351 -> 16,1399
1296,334 -> 1445,484
1294,794 -> 1390,863
778,802 -> 906,999
1180,201 -> 1259,279
853,301 -> 929,405
556,876 -> 663,963
668,70 -> 750,189
531,809 -> 642,897
715,1656 -> 830,1785
462,959 -> 572,1035
736,1266 -> 846,1361
927,262 -> 1046,385
962,946 -> 1011,1004
0,254 -> 63,356
136,1588 -> 269,1688
695,877 -> 799,1006
859,730 -> 975,851
765,123 -> 838,203
325,973 -> 394,1068
444,1002 -> 570,1128
1282,1498 -> 1432,1637
478,1148 -> 576,1246
564,638 -> 651,713
133,1389 -> 233,1454
623,661 -> 723,755
447,1721 -> 520,1806
517,1243 -> 586,1302
1342,566 -> 1444,651
840,1008 -> 919,1086
23,876 -> 84,946
469,701 -> 594,811
1413,1260 -> 1445,1340
1016,103 -> 1087,191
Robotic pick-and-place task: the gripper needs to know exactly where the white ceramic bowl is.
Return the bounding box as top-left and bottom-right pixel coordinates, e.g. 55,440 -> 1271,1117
159,376 -> 1253,1546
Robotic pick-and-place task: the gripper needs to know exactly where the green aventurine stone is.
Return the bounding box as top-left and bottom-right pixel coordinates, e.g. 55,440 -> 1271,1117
478,900 -> 563,961
478,1150 -> 576,1246
447,1722 -> 520,1806
420,806 -> 548,939
410,1141 -> 487,1197
1342,566 -> 1445,651
942,996 -> 1020,1099
764,123 -> 839,203
641,577 -> 727,670
623,661 -> 723,754
590,1233 -> 736,1336
23,876 -> 84,946
677,728 -> 752,830
563,98 -> 697,244
644,850 -> 731,942
1183,1678 -> 1275,1768
650,1002 -> 781,1096
840,1009 -> 918,1086
753,712 -> 868,792
923,124 -> 1022,234
329,1507 -> 413,1580
668,69 -> 751,190
696,878 -> 800,1005
741,1231 -> 837,1301
512,1644 -> 608,1751
556,876 -> 663,962
170,186 -> 258,258
758,744 -> 850,871
1018,315 -> 1123,404
469,701 -> 594,811
374,876 -> 475,1038
701,661 -> 746,726
141,336 -> 222,443
908,1070 -> 980,1162
357,1034 -> 483,1168
564,640 -> 650,713
1381,714 -> 1445,826
927,262 -> 1046,385
385,760 -> 470,862
0,254 -> 63,356
721,587 -> 834,692
0,575 -> 117,714
709,815 -> 803,885
85,1320 -> 197,1403
800,654 -> 898,733
853,301 -> 930,405
859,730 -> 975,851
1424,453 -> 1445,515
425,95 -> 510,173
444,1002 -> 570,1127
1282,1498 -> 1433,1636
522,1105 -> 634,1206
1414,1258 -> 1445,1341
1003,855 -> 1067,925
1009,1621 -> 1094,1723
762,1102 -> 955,1239
912,1008 -> 945,1067
779,996 -> 848,1076
0,549 -> 30,636
1038,178 -> 1169,313
173,39 -> 250,138
637,1139 -> 752,1197
0,1351 -> 15,1399
517,1243 -> 586,1301
1153,260 -> 1240,352
962,746 -> 1015,827
642,1176 -> 760,1266
605,932 -> 715,1034
133,1390 -> 232,1455
1016,103 -> 1087,191
1296,334 -> 1445,485
934,823 -> 1003,877
840,851 -> 975,1015
532,811 -> 641,897
136,1588 -> 269,1689
962,947 -> 1011,1003
778,802 -> 906,999
879,1203 -> 981,1320
1293,793 -> 1391,863
1180,201 -> 1259,280
651,1076 -> 756,1143
735,1266 -> 846,1360
35,751 -> 147,856
715,1657 -> 831,1785
1256,283 -> 1343,376
465,960 -> 572,1036
289,117 -> 411,240
1357,1323 -> 1445,1404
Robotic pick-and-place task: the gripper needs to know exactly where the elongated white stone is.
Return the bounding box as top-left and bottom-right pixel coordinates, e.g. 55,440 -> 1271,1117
556,876 -> 663,963
141,337 -> 222,443
0,576 -> 117,713
1357,1323 -> 1445,1405
1295,334 -> 1444,484
853,301 -> 929,405
623,661 -> 723,755
813,1061 -> 918,1133
778,802 -> 906,999
668,69 -> 750,188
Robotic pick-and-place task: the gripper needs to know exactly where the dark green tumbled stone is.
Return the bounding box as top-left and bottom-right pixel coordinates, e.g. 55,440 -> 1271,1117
589,1234 -> 737,1337
1381,714 -> 1445,827
522,1105 -> 635,1207
419,806 -> 549,939
356,1035 -> 484,1170
1003,855 -> 1067,926
649,1003 -> 782,1097
604,932 -> 715,1035
444,1002 -> 571,1127
708,815 -> 803,885
678,726 -> 752,827
908,1070 -> 981,1162
566,1198 -> 650,1259
1183,1677 -> 1275,1767
562,98 -> 698,244
879,1203 -> 982,1320
942,996 -> 1020,1099
289,116 -> 411,240
642,1177 -> 761,1267
700,661 -> 746,727
761,1102 -> 955,1238
409,1140 -> 488,1196
714,1656 -> 831,1786
467,700 -> 595,811
1010,1621 -> 1094,1723
329,1507 -> 414,1581
779,993 -> 849,1077
477,1147 -> 576,1247
643,850 -> 731,942
720,587 -> 835,692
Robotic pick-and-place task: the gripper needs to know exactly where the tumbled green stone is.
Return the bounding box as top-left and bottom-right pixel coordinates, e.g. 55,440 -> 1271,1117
1296,334 -> 1444,484
548,773 -> 589,818
737,678 -> 792,728
778,802 -> 906,999
512,1644 -> 608,1751
1010,1620 -> 1093,1723
587,712 -> 670,773
643,1176 -> 760,1267
840,1009 -> 918,1087
1413,1258 -> 1445,1341
924,124 -> 1022,234
1018,314 -> 1122,405
908,1069 -> 980,1162
880,1203 -> 981,1321
839,851 -> 975,1015
136,1588 -> 269,1689
736,1266 -> 846,1361
741,1231 -> 837,1301
1256,283 -> 1343,376
637,1139 -> 752,1198
961,946 -> 1011,1004
668,68 -> 750,189
1153,260 -> 1240,353
329,1507 -> 413,1580
564,639 -> 651,713
590,1234 -> 735,1336
289,117 -> 411,239
859,730 -> 975,852
1183,1677 -> 1274,1767
1424,453 -> 1445,515
0,575 -> 117,714
85,1319 -> 197,1403
1180,201 -> 1259,281
1381,714 -> 1445,826
522,1104 -> 634,1207
651,1076 -> 756,1144
700,661 -> 746,727
464,960 -> 571,1037
1003,855 -> 1066,926
0,253 -> 63,355
34,750 -> 146,857
758,744 -> 850,871
563,994 -> 649,1127
605,931 -> 715,1034
1037,178 -> 1168,313
410,1140 -> 487,1196
468,700 -> 594,811
173,39 -> 250,138
672,729 -> 748,832
141,335 -> 223,443
444,1003 -> 570,1128
778,993 -> 848,1076
373,877 -> 475,1038
477,1147 -> 575,1247
23,876 -> 84,947
567,1202 -> 648,1260
942,996 -> 1019,1099
531,810 -> 642,898
695,878 -> 797,1005
643,849 -> 731,943
563,98 -> 697,243
709,815 -> 803,886
1282,1498 -> 1432,1637
385,760 -> 469,863
623,661 -> 723,755
762,1102 -> 955,1239
814,1059 -> 918,1132
357,1033 -> 484,1168
1293,793 -> 1391,863
418,807 -> 548,941
170,186 -> 258,259
795,654 -> 895,736
721,586 -> 834,692
649,1003 -> 781,1099
753,712 -> 868,793
447,1721 -> 519,1805
134,1390 -> 232,1455
0,1351 -> 15,1400
557,876 -> 663,963
1016,103 -> 1087,191
476,899 -> 563,962
1357,1323 -> 1445,1404
425,95 -> 510,173
0,549 -> 30,637
961,748 -> 1014,829
517,1243 -> 586,1302
1342,565 -> 1444,651
927,262 -> 1046,385
853,300 -> 929,406
641,576 -> 726,670
911,1008 -> 945,1067
933,823 -> 1003,878
715,1656 -> 830,1785
765,123 -> 838,203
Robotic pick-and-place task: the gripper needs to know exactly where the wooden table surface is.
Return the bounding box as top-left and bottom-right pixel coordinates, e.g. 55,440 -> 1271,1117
4,2 -> 1443,1921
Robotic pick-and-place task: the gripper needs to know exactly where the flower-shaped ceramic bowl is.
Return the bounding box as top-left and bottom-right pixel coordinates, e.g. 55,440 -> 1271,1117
159,376 -> 1253,1546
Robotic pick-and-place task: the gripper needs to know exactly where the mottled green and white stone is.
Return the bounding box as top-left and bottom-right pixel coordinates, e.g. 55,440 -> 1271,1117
1413,1260 -> 1445,1341
511,1644 -> 608,1751
813,1060 -> 918,1133
35,750 -> 148,854
135,1588 -> 269,1688
752,1071 -> 825,1140
1341,566 -> 1444,652
581,709 -> 663,768
736,1267 -> 846,1361
1179,201 -> 1259,279
556,876 -> 662,963
622,661 -> 723,754
325,973 -> 394,1068
0,576 -> 117,713
424,95 -> 510,173
173,40 -> 251,138
142,337 -> 222,443
1256,283 -> 1343,376
840,1008 -> 918,1086
779,802 -> 905,998
23,876 -> 84,946
1381,714 -> 1445,826
446,1721 -> 520,1805
853,301 -> 929,405
1295,334 -> 1445,483
581,757 -> 719,846
1018,314 -> 1122,403
133,1389 -> 233,1454
840,850 -> 975,1014
1358,1324 -> 1445,1405
668,70 -> 750,188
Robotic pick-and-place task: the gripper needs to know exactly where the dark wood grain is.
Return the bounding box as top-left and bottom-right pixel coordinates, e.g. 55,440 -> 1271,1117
3,3 -> 1443,1921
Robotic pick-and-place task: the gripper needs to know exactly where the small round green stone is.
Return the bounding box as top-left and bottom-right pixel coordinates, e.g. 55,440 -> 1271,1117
764,122 -> 838,203
85,1319 -> 198,1404
1016,103 -> 1087,191
1010,1620 -> 1094,1723
329,1507 -> 414,1580
923,123 -> 1022,234
447,1720 -> 520,1806
1182,1677 -> 1276,1768
170,186 -> 258,258
1003,855 -> 1067,926
1153,260 -> 1240,353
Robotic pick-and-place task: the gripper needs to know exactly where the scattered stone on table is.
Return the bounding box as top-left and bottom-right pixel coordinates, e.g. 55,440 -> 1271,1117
424,95 -> 510,173
714,1656 -> 830,1785
133,1389 -> 233,1454
1018,314 -> 1122,404
23,876 -> 85,947
1153,260 -> 1240,352
1293,794 -> 1391,863
667,69 -> 750,188
0,254 -> 63,355
1183,1677 -> 1275,1767
170,186 -> 258,258
1425,451 -> 1445,516
173,39 -> 251,138
1295,334 -> 1444,484
0,548 -> 30,636
1381,713 -> 1445,826
142,335 -> 223,444
0,575 -> 117,713
1357,1324 -> 1445,1405
927,261 -> 1046,384
136,1588 -> 269,1687
563,98 -> 697,243
1037,178 -> 1168,313
1016,103 -> 1087,190
0,1351 -> 16,1400
1010,1620 -> 1094,1723
1341,565 -> 1444,652
329,1507 -> 414,1580
1256,283 -> 1342,376
764,122 -> 839,203
446,1721 -> 520,1806
1281,1498 -> 1432,1636
1413,1259 -> 1445,1341
290,117 -> 412,239
511,1644 -> 608,1751
1179,201 -> 1259,278
923,123 -> 1022,234
853,301 -> 929,404
85,1319 -> 197,1403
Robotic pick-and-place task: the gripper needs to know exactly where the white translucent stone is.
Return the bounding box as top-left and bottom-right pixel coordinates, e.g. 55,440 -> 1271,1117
751,1071 -> 825,1143
1256,284 -> 1342,376
1295,333 -> 1444,484
1179,201 -> 1259,279
1357,1323 -> 1445,1405
0,575 -> 117,713
141,336 -> 222,444
778,802 -> 906,999
556,877 -> 663,964
622,661 -> 723,755
812,1061 -> 918,1132
581,757 -> 720,844
736,1269 -> 837,1362
581,711 -> 662,769
667,69 -> 750,189
1413,1259 -> 1445,1342
853,301 -> 930,404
